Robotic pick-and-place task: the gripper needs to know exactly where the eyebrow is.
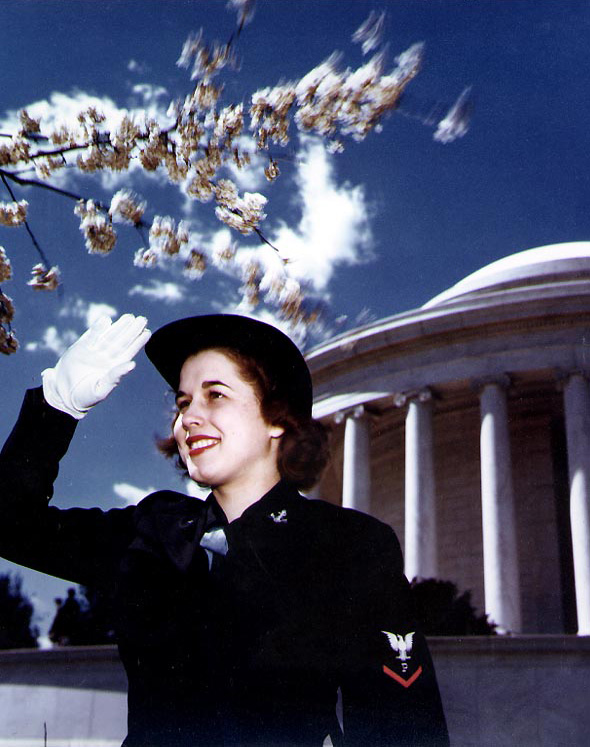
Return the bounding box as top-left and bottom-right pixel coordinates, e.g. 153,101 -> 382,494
175,380 -> 233,404
202,380 -> 233,390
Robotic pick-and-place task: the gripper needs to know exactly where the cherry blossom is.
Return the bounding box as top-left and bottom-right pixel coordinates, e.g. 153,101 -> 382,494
0,247 -> 12,282
0,200 -> 28,227
27,263 -> 61,291
0,5 -> 470,354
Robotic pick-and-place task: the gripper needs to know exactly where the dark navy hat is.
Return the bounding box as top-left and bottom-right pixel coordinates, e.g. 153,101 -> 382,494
145,314 -> 313,417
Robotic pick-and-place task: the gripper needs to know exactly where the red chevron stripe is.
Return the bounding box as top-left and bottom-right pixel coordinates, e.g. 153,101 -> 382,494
382,664 -> 423,688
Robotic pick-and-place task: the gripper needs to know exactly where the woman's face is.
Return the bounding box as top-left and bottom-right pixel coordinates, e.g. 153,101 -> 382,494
173,349 -> 284,494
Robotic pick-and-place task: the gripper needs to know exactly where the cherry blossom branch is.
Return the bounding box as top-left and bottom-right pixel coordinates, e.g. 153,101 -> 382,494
253,227 -> 282,256
1,173 -> 53,271
0,3 -> 471,354
0,167 -> 96,204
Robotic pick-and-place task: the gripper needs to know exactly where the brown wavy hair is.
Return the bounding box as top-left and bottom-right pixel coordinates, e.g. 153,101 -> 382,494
157,346 -> 331,491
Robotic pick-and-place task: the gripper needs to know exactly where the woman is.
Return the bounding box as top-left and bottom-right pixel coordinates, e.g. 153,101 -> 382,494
0,313 -> 449,746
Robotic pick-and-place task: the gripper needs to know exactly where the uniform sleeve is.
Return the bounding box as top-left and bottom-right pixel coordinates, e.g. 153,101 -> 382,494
0,387 -> 136,587
339,516 -> 449,747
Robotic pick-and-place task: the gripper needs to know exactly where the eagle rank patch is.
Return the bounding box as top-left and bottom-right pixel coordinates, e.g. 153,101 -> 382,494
381,630 -> 423,688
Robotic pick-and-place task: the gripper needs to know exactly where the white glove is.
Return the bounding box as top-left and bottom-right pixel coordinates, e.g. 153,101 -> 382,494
42,314 -> 151,419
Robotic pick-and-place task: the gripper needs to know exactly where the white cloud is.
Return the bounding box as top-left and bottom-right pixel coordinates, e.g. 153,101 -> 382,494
209,227 -> 234,263
2,90 -> 137,137
24,325 -> 79,356
241,306 -> 310,346
127,59 -> 151,75
25,297 -> 118,356
59,297 -> 118,326
204,137 -> 374,342
129,279 -> 186,304
129,83 -> 170,119
268,137 -> 374,291
0,88 -> 174,189
112,482 -> 156,506
200,137 -> 374,322
114,480 -> 210,504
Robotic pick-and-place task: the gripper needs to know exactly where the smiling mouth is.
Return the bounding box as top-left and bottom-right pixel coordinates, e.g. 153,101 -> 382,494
187,437 -> 220,456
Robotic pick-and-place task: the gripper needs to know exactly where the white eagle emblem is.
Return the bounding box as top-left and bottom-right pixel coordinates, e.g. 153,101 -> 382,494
269,510 -> 288,524
382,631 -> 415,672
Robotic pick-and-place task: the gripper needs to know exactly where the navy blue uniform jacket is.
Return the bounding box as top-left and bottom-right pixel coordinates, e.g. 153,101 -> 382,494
0,389 -> 449,746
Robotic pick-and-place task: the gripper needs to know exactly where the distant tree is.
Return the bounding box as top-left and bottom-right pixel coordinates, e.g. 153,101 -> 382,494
48,585 -> 116,646
0,573 -> 39,649
75,585 -> 116,645
411,578 -> 496,636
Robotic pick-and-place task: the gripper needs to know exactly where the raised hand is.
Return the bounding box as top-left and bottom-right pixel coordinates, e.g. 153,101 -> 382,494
42,314 -> 151,419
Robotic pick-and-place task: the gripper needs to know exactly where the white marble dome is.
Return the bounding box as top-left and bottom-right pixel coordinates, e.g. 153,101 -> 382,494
423,241 -> 590,308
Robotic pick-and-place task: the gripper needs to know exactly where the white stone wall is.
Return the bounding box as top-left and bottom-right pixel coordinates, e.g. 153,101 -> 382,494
1,640 -> 589,747
0,647 -> 126,746
433,635 -> 590,747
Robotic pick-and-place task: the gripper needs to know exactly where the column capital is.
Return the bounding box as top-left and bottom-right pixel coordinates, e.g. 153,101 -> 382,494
393,387 -> 433,409
471,373 -> 511,394
333,404 -> 368,425
555,369 -> 590,390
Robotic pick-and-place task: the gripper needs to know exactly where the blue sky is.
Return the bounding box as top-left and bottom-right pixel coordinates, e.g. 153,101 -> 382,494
1,0 -> 590,640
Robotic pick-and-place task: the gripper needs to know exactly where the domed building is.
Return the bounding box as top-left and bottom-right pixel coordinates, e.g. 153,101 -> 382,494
307,242 -> 590,636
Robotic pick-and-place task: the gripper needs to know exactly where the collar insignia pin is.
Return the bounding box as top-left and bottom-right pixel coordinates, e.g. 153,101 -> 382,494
269,510 -> 288,524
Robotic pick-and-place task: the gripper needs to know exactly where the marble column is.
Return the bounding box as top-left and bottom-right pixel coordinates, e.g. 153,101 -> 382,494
341,406 -> 371,514
395,389 -> 437,581
479,379 -> 522,634
563,373 -> 590,635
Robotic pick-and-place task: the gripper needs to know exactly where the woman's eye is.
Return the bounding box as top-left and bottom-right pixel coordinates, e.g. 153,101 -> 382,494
209,390 -> 225,400
177,399 -> 190,411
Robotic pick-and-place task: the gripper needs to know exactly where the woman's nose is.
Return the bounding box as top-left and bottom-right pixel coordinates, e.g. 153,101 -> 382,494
181,399 -> 204,429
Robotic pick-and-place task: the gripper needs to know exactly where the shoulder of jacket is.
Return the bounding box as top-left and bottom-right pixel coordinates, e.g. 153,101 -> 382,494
299,498 -> 397,540
292,500 -> 403,575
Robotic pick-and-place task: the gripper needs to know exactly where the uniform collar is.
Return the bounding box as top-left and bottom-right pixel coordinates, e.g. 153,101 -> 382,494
203,480 -> 303,531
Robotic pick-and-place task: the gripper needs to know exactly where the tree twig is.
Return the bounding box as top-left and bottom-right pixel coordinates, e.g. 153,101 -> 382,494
1,168 -> 93,204
1,172 -> 56,272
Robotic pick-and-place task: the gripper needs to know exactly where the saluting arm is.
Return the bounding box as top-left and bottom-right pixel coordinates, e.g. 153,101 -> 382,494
0,314 -> 151,585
